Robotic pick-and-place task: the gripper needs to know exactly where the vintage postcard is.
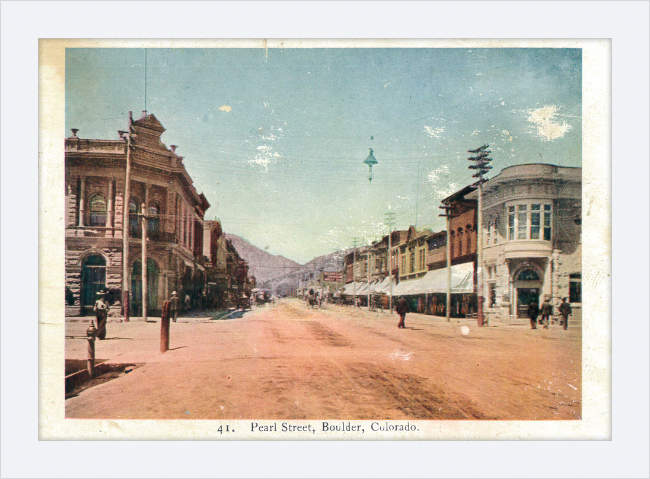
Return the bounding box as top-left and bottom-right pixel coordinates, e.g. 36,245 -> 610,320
39,38 -> 611,440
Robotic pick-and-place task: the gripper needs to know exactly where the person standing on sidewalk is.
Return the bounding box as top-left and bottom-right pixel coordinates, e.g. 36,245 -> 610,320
396,296 -> 409,329
93,291 -> 109,340
540,298 -> 553,329
558,297 -> 572,330
170,291 -> 179,322
528,299 -> 540,329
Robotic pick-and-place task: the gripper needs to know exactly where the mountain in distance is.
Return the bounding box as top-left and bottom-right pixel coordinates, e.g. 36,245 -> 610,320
224,233 -> 350,295
264,248 -> 351,296
224,234 -> 301,286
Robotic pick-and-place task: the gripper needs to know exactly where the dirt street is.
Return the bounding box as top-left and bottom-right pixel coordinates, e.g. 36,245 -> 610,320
65,299 -> 581,420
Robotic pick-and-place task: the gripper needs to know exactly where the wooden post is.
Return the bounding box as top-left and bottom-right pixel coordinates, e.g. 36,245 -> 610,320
86,325 -> 96,378
122,114 -> 133,321
160,300 -> 171,353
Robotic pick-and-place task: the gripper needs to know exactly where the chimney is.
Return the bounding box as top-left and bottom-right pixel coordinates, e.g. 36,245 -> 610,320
70,129 -> 79,138
170,145 -> 178,153
141,110 -> 148,118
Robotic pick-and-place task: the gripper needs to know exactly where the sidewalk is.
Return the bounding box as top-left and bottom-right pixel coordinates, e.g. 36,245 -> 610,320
320,304 -> 581,330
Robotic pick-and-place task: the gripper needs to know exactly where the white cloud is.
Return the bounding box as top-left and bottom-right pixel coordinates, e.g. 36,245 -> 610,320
423,125 -> 445,138
249,145 -> 281,171
526,105 -> 573,141
427,164 -> 450,184
219,105 -> 232,113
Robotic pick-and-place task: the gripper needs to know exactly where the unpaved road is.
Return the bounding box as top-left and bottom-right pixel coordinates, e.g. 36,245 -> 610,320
65,299 -> 581,420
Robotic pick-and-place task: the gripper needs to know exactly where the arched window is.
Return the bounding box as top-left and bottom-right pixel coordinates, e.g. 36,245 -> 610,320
89,194 -> 107,226
493,217 -> 499,244
516,269 -> 540,281
148,202 -> 161,240
129,197 -> 142,238
457,228 -> 463,256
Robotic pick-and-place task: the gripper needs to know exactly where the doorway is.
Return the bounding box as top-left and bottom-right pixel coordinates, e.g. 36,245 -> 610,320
81,254 -> 106,314
131,258 -> 159,315
517,288 -> 540,318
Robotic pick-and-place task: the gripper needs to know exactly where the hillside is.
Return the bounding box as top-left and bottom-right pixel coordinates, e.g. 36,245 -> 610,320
224,234 -> 301,286
263,248 -> 351,295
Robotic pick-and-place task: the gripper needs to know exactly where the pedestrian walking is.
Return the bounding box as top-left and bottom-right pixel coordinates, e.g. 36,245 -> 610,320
170,291 -> 179,322
540,298 -> 553,329
558,297 -> 572,330
528,299 -> 540,329
93,291 -> 109,340
396,297 -> 409,329
184,293 -> 191,312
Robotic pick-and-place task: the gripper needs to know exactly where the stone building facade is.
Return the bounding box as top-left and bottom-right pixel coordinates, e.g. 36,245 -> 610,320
65,112 -> 210,317
465,164 -> 582,321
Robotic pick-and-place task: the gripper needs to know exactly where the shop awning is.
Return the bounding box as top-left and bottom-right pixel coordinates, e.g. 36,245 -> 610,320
355,282 -> 371,295
418,262 -> 475,294
392,275 -> 426,296
373,276 -> 395,294
392,263 -> 475,296
342,282 -> 363,295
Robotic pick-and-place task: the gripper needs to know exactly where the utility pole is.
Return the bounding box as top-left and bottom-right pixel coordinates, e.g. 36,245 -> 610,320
415,160 -> 420,229
384,212 -> 396,311
121,112 -> 135,321
439,206 -> 459,322
351,237 -> 359,307
367,246 -> 371,310
141,202 -> 148,321
468,144 -> 493,327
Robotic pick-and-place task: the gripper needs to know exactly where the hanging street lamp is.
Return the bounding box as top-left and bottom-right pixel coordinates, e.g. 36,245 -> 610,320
363,148 -> 378,182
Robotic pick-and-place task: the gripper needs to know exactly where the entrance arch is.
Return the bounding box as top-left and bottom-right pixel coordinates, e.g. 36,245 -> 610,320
81,254 -> 106,311
513,267 -> 543,318
131,258 -> 160,315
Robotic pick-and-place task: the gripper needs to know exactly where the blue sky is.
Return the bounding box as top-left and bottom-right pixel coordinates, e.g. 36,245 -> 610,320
66,47 -> 581,264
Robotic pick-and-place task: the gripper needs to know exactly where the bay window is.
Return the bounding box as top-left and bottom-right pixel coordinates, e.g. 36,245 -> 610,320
507,202 -> 552,241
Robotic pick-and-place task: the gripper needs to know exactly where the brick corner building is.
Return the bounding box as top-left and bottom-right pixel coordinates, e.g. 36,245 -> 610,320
65,112 -> 210,317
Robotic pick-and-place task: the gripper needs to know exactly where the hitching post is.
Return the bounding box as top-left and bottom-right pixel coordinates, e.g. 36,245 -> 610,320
160,300 -> 171,353
86,325 -> 97,379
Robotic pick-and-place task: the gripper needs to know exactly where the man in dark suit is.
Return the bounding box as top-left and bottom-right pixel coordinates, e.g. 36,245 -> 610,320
540,298 -> 553,329
558,297 -> 572,330
528,300 -> 540,329
396,297 -> 409,329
